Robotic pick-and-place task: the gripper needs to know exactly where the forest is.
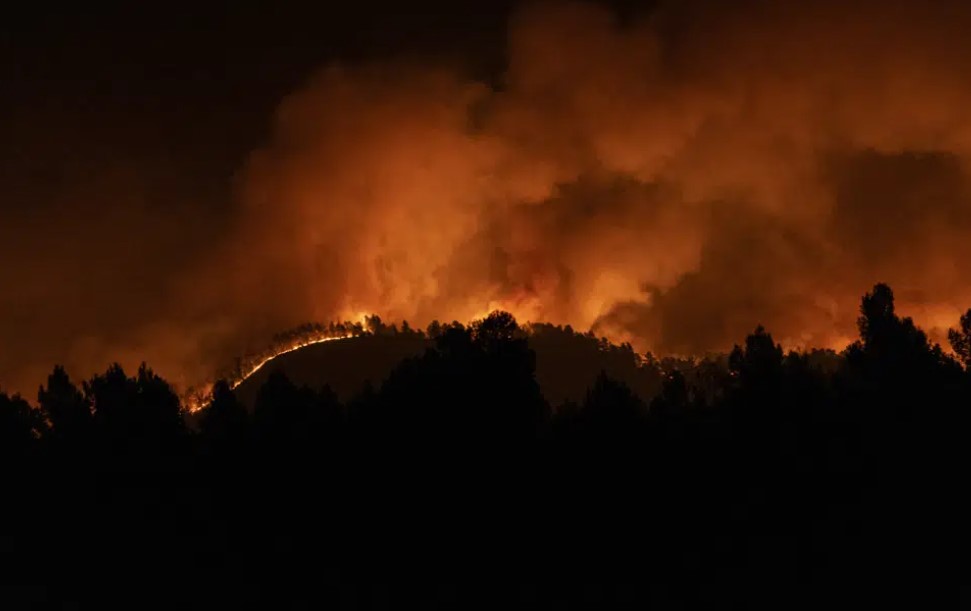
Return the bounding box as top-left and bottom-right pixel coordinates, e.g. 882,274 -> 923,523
0,283 -> 966,609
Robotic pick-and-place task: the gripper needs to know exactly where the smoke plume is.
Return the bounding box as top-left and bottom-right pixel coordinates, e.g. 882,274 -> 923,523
5,0 -> 971,394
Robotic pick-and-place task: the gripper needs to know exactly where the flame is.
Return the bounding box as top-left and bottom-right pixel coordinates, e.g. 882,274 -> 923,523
181,307 -> 544,413
227,334 -> 356,392
182,328 -> 360,413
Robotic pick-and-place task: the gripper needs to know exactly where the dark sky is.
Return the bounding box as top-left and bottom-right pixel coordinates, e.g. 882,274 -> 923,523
0,0 -> 540,392
1,0 -> 673,395
5,0 -> 971,397
0,1 -> 523,209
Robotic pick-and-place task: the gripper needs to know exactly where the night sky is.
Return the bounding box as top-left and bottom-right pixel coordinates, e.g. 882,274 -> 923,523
0,1 -> 521,391
4,0 -> 971,397
1,2 -> 519,210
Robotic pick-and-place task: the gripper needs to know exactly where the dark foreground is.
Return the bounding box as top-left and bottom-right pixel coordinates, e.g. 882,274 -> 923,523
1,285 -> 966,609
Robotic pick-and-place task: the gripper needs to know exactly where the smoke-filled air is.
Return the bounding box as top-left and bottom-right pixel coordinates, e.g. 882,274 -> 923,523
5,0 -> 971,395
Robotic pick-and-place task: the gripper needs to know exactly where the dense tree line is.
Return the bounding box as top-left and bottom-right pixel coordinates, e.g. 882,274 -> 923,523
0,284 -> 966,609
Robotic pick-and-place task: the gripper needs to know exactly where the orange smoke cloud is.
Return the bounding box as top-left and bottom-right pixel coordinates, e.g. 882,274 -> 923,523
5,0 -> 971,394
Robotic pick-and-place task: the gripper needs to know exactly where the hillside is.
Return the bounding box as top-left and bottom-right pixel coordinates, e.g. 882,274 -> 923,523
234,334 -> 430,407
233,325 -> 666,408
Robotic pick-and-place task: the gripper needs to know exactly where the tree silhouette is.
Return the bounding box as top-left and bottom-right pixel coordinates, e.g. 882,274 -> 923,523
0,391 -> 44,454
471,310 -> 521,348
0,293 -> 963,608
948,308 -> 971,368
583,370 -> 645,423
858,283 -> 897,348
84,363 -> 185,462
729,325 -> 784,388
133,363 -> 185,438
850,282 -> 942,374
425,319 -> 443,338
651,369 -> 690,415
253,370 -> 320,451
38,365 -> 91,445
199,380 -> 249,455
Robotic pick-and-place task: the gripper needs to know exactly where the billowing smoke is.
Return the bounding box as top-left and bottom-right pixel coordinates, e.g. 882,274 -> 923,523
5,0 -> 971,394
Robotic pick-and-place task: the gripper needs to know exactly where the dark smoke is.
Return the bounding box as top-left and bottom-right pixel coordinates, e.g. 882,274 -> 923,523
4,0 -> 971,394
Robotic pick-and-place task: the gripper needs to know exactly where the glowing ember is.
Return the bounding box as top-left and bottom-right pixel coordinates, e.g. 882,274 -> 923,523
228,334 -> 355,391
182,325 -> 365,412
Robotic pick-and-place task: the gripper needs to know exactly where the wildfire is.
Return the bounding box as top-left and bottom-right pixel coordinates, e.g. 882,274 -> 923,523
227,334 -> 356,391
181,322 -> 367,413
181,309 -> 532,413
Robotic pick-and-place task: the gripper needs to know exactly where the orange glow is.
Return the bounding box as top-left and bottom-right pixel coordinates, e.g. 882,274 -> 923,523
182,330 -> 360,412
6,1 -> 971,398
